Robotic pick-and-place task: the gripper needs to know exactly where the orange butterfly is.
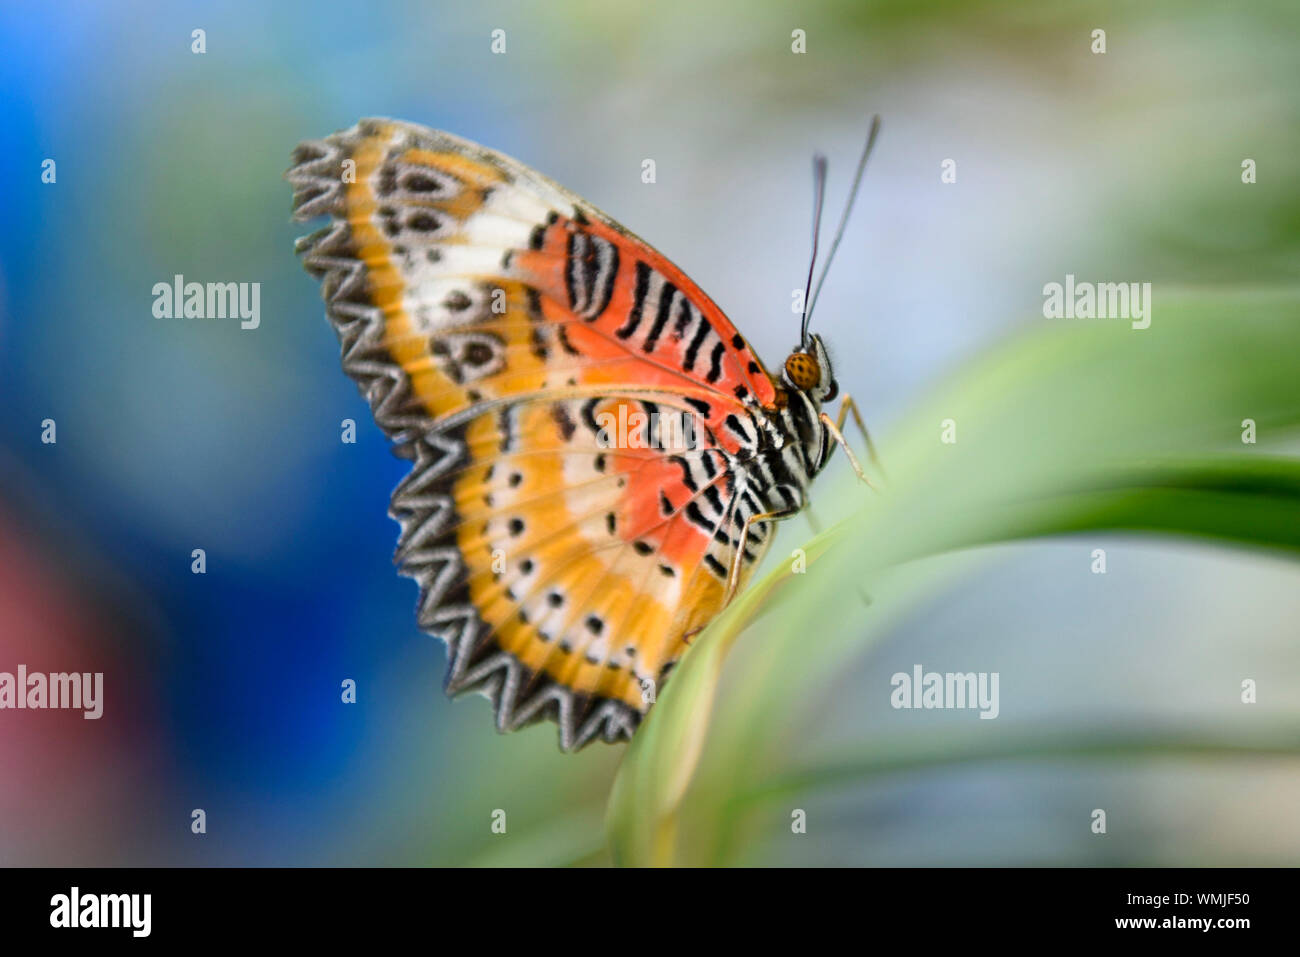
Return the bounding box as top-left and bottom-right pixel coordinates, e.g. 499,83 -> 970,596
288,118 -> 879,749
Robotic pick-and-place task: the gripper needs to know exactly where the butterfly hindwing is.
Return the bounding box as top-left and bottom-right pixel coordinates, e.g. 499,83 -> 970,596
290,119 -> 781,749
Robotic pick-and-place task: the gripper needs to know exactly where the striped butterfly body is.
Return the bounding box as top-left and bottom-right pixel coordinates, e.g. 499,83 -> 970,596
288,118 -> 867,750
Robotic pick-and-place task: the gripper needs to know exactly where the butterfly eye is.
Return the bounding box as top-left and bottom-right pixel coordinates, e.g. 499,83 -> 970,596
784,352 -> 821,391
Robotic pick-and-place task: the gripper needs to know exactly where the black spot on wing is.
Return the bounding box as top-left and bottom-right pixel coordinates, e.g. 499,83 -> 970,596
683,319 -> 710,371
617,261 -> 651,339
642,281 -> 675,353
668,455 -> 697,492
684,397 -> 711,417
706,340 -> 726,384
551,404 -> 576,440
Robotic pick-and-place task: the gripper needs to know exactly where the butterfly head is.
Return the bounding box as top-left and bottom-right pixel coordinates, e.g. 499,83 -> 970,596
782,333 -> 838,406
788,116 -> 878,414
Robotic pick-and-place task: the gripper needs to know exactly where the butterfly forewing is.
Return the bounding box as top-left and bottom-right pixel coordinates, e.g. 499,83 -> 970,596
289,119 -> 782,749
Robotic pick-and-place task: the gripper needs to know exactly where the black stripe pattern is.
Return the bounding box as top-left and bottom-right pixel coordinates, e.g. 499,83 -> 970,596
565,228 -> 620,320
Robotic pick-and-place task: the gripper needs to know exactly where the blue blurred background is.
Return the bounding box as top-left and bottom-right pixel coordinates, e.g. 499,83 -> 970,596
2,0 -> 1297,865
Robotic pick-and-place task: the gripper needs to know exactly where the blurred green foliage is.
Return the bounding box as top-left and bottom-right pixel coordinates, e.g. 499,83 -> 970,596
610,290 -> 1300,865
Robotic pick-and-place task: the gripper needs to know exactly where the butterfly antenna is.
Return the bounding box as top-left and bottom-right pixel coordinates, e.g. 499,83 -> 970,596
804,114 -> 882,329
799,153 -> 829,346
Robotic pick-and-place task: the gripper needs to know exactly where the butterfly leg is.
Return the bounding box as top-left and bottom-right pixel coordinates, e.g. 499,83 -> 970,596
819,412 -> 876,491
835,393 -> 887,482
722,504 -> 801,609
682,504 -> 798,646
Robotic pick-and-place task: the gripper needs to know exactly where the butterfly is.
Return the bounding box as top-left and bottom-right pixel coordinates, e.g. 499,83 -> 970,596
288,117 -> 880,750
